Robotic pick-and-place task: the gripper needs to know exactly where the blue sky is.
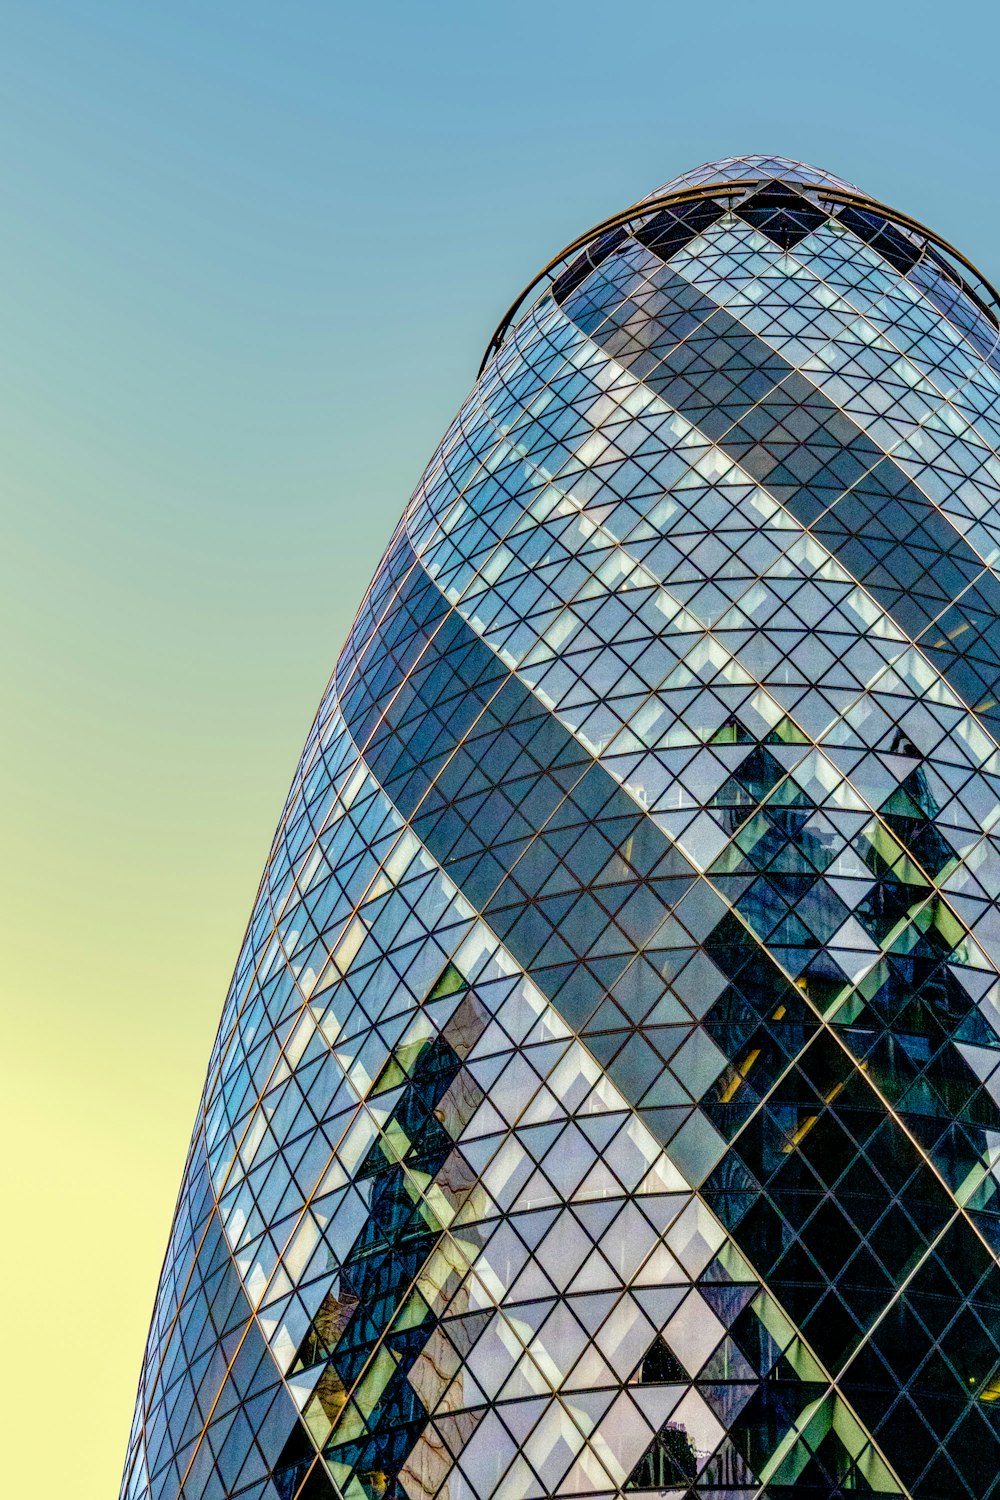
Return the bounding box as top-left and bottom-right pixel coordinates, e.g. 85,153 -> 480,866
1,3 -> 997,1496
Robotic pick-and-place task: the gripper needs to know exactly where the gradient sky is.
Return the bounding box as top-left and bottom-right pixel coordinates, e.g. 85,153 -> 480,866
3,3 -> 999,1497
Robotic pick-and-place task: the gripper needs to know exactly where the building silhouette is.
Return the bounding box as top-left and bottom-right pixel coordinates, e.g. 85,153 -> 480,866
122,156 -> 1000,1500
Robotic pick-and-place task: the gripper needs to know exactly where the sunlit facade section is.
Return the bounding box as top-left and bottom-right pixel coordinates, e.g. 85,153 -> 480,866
123,157 -> 1000,1500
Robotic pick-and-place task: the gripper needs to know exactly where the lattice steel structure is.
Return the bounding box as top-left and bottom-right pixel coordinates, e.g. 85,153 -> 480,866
122,156 -> 1000,1500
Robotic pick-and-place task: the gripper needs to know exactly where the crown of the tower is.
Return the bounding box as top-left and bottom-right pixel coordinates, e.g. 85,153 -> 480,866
646,152 -> 858,198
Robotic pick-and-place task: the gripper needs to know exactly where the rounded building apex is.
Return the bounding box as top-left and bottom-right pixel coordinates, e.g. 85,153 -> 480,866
643,153 -> 858,200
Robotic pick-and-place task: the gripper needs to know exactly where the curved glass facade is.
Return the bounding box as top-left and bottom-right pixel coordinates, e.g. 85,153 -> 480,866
122,156 -> 1000,1500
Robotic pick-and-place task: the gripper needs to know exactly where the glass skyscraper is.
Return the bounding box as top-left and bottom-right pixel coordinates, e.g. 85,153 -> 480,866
122,156 -> 1000,1500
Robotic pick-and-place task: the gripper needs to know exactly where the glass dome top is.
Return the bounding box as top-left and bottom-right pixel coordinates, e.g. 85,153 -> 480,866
642,153 -> 858,201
